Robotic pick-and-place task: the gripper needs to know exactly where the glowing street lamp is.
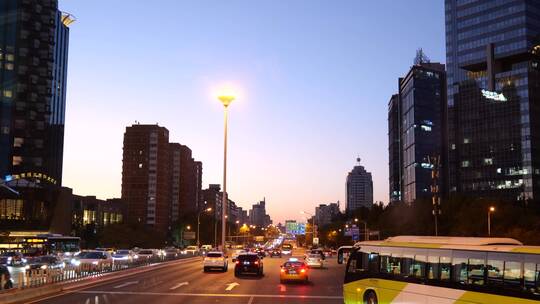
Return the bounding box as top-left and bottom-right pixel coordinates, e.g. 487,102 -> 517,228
488,206 -> 495,236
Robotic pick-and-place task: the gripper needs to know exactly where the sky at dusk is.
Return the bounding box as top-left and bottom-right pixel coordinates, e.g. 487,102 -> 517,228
58,0 -> 445,224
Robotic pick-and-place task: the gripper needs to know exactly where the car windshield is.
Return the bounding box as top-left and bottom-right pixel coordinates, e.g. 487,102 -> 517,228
78,252 -> 104,259
207,253 -> 223,258
284,261 -> 304,268
116,250 -> 130,255
308,254 -> 320,258
186,246 -> 197,250
139,250 -> 153,254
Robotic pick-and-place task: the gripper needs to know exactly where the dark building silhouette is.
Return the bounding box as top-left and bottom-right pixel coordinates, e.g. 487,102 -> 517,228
446,0 -> 540,201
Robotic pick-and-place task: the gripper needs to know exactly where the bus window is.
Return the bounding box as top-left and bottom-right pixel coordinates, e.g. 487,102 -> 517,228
381,253 -> 401,275
452,256 -> 468,284
468,258 -> 485,286
524,263 -> 539,294
412,255 -> 426,279
503,261 -> 522,290
401,255 -> 413,278
347,251 -> 368,274
368,253 -> 379,274
440,256 -> 451,281
427,256 -> 439,280
487,259 -> 504,285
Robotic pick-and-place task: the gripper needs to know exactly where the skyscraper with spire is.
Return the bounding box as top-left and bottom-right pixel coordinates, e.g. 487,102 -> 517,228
346,158 -> 373,213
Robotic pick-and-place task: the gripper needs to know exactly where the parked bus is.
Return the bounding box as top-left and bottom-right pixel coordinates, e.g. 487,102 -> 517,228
343,236 -> 540,304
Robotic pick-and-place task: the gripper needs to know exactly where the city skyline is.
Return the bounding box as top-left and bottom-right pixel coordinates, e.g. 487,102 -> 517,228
58,0 -> 445,223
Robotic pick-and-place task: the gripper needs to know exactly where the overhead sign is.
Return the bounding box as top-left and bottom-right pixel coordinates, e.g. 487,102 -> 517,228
312,237 -> 319,246
183,232 -> 195,240
481,89 -> 507,102
285,221 -> 306,235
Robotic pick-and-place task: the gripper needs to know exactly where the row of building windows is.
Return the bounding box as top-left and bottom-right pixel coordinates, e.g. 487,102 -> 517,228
455,3 -> 524,28
457,28 -> 526,52
456,15 -> 525,41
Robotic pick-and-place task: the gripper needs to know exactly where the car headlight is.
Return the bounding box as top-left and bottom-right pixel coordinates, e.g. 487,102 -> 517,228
71,259 -> 81,266
133,254 -> 139,259
40,265 -> 48,270
22,258 -> 27,263
92,261 -> 99,265
24,265 -> 30,270
7,257 -> 12,262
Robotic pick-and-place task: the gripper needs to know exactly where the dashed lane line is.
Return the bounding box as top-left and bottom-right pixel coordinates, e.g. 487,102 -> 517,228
74,290 -> 343,299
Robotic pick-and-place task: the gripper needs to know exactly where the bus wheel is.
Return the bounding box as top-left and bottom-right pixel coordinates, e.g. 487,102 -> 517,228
364,291 -> 378,304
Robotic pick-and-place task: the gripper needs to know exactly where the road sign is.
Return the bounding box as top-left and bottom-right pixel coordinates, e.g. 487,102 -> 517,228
183,232 -> 195,240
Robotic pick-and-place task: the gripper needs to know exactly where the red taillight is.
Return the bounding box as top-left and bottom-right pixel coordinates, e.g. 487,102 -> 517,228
300,268 -> 306,273
235,261 -> 240,265
254,261 -> 259,265
280,268 -> 285,273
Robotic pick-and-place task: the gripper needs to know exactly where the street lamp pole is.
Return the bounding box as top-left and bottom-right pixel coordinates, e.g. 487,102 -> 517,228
197,207 -> 212,247
219,95 -> 234,252
488,206 -> 495,236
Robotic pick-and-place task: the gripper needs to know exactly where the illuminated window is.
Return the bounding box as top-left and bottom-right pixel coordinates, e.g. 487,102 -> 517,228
1,127 -> 8,134
463,138 -> 471,144
12,156 -> 22,166
138,163 -> 143,168
0,199 -> 24,219
13,137 -> 24,147
421,125 -> 432,132
483,158 -> 493,165
5,63 -> 13,70
3,90 -> 12,98
6,54 -> 14,62
451,144 -> 456,150
461,161 -> 470,168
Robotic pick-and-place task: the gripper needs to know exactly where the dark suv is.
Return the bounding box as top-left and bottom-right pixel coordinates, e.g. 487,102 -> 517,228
269,248 -> 282,258
234,253 -> 263,277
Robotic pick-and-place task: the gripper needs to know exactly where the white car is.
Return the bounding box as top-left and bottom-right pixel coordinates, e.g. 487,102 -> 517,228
203,251 -> 228,272
183,246 -> 199,255
231,249 -> 246,262
137,249 -> 157,260
112,249 -> 137,262
71,251 -> 113,272
305,253 -> 324,268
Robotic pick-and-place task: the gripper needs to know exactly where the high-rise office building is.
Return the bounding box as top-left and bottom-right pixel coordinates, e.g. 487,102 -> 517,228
122,124 -> 171,232
388,94 -> 401,202
249,199 -> 271,227
390,62 -> 447,204
445,0 -> 540,201
0,0 -> 73,185
0,1 -> 75,235
346,159 -> 373,213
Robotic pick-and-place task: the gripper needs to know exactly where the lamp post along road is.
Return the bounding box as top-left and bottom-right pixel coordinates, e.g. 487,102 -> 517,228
488,206 -> 495,236
219,95 -> 234,252
197,207 -> 212,247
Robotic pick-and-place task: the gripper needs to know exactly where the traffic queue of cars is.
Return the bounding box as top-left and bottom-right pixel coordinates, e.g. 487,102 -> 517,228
200,245 -> 334,285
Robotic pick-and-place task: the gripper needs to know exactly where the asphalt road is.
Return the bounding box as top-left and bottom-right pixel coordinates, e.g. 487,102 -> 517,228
31,250 -> 345,304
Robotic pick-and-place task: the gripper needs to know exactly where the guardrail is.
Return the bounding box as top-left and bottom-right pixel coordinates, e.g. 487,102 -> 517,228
0,253 -> 200,292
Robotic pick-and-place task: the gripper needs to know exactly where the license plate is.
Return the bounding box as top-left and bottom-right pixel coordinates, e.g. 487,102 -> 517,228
289,270 -> 296,274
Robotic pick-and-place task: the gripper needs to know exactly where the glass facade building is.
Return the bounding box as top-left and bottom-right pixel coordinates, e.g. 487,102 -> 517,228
446,0 -> 540,201
388,63 -> 447,204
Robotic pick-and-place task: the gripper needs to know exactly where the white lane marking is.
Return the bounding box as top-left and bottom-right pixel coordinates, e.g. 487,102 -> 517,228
75,290 -> 343,299
279,284 -> 286,292
113,281 -> 139,289
247,296 -> 254,304
225,282 -> 240,291
170,282 -> 189,290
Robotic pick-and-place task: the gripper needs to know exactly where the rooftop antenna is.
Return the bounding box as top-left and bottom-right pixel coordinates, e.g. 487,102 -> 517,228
356,156 -> 361,165
414,48 -> 430,65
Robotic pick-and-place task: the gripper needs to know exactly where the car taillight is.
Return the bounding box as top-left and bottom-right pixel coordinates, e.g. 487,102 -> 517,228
280,268 -> 285,273
254,261 -> 259,265
300,268 -> 306,273
235,261 -> 240,265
